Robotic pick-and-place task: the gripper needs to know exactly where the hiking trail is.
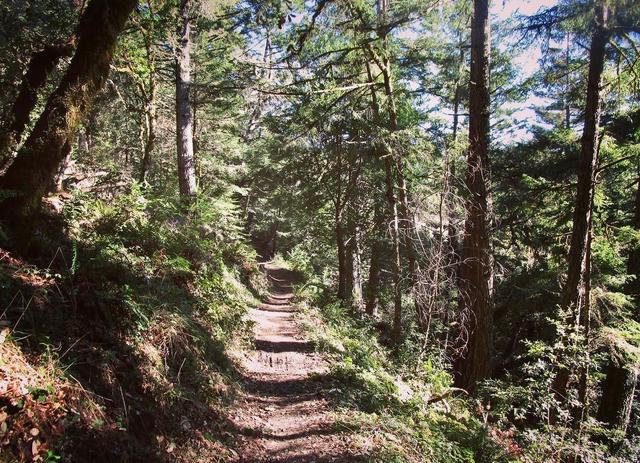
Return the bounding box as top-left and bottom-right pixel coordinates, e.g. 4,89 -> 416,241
229,263 -> 367,463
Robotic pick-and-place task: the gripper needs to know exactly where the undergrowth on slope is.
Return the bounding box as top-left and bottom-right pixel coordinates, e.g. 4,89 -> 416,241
293,283 -> 519,462
0,186 -> 265,462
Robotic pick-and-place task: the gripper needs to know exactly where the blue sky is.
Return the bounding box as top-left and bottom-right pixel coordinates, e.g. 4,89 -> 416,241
494,0 -> 558,20
495,0 -> 560,141
395,0 -> 561,141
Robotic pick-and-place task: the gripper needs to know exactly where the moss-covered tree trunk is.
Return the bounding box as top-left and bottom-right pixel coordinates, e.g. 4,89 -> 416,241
0,43 -> 75,170
0,0 -> 137,226
139,14 -> 158,185
455,0 -> 493,393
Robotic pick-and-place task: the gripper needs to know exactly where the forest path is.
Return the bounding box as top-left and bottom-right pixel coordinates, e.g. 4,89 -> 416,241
229,263 -> 366,463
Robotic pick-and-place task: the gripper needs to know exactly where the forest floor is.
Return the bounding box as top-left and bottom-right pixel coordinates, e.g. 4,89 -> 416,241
229,263 -> 368,463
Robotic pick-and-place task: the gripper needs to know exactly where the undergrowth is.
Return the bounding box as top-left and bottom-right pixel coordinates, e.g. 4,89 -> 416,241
295,288 -> 520,463
0,185 -> 265,462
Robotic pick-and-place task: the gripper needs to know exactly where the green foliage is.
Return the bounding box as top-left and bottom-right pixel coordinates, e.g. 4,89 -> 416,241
62,185 -> 256,338
297,287 -> 516,462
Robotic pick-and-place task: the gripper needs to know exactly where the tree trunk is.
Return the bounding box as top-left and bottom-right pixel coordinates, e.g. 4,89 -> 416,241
552,2 -> 609,408
447,43 -> 464,281
564,33 -> 571,130
176,0 -> 197,198
443,43 -> 465,346
625,168 -> 640,307
597,354 -> 637,436
364,0 -> 422,338
0,43 -> 75,170
51,142 -> 72,193
336,217 -> 348,301
351,225 -> 364,309
366,202 -> 384,317
455,0 -> 493,393
364,52 -> 402,340
386,156 -> 404,342
576,231 -> 593,423
345,232 -> 355,301
365,240 -> 382,317
140,97 -> 156,184
78,128 -> 89,153
0,0 -> 137,225
374,0 -> 424,333
139,26 -> 158,185
365,57 -> 402,335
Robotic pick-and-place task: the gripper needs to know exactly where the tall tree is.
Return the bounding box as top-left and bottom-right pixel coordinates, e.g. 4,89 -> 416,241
455,0 -> 493,392
0,0 -> 138,226
355,0 -> 424,341
551,1 -> 610,408
176,0 -> 197,198
137,0 -> 160,185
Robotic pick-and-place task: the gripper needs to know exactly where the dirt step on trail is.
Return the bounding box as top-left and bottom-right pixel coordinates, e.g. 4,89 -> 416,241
230,263 -> 367,463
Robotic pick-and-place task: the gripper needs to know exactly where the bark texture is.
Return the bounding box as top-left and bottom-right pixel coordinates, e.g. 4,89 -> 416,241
455,0 -> 493,393
176,0 -> 197,198
597,354 -> 637,435
0,0 -> 137,225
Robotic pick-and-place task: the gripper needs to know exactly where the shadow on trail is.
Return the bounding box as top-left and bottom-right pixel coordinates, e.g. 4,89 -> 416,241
243,374 -> 330,396
231,263 -> 370,463
253,339 -> 316,353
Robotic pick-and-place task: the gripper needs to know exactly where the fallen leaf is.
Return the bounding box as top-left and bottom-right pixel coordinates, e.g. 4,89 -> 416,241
0,328 -> 9,344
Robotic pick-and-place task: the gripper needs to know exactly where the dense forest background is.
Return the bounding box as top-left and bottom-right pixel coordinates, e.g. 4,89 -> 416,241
1,0 -> 640,461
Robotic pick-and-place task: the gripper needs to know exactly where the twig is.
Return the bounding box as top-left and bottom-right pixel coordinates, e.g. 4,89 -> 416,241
177,357 -> 187,384
12,295 -> 34,331
59,334 -> 88,361
119,385 -> 128,424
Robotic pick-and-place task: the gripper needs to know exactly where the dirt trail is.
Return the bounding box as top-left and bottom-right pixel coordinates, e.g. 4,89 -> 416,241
230,263 -> 366,463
